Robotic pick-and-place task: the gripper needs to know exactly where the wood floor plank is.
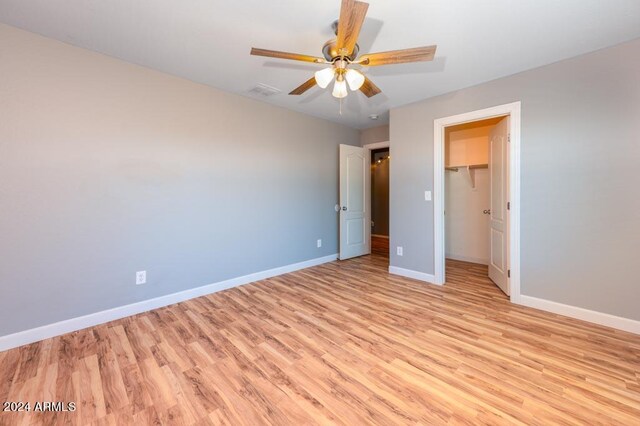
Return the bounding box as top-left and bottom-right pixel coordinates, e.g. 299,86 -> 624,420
0,237 -> 639,425
73,355 -> 105,425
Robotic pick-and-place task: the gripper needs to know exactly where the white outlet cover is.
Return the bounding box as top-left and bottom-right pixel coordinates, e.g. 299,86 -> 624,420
136,271 -> 146,285
425,191 -> 432,201
317,239 -> 322,248
397,247 -> 403,256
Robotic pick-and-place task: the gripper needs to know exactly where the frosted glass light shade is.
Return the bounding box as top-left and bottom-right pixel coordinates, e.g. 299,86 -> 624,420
345,69 -> 365,91
332,79 -> 348,98
314,67 -> 335,89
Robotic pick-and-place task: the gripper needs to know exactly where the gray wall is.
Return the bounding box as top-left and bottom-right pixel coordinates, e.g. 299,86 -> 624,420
390,38 -> 640,321
0,25 -> 359,336
360,125 -> 389,146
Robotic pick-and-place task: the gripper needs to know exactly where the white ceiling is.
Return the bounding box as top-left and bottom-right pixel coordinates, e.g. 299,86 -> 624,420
1,0 -> 639,129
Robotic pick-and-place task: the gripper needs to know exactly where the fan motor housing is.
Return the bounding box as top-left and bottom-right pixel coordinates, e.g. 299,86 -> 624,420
323,20 -> 359,61
322,39 -> 360,62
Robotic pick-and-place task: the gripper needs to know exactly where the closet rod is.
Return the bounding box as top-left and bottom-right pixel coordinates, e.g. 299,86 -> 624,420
445,163 -> 488,172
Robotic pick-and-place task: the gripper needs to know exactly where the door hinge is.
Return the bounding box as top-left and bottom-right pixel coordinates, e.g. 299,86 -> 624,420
508,134 -> 511,142
507,201 -> 510,210
508,269 -> 511,278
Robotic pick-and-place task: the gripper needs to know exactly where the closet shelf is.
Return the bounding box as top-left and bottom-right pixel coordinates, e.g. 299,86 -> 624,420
445,163 -> 488,172
445,163 -> 488,189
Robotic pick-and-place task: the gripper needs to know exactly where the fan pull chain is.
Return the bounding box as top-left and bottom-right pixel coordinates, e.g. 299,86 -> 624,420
339,98 -> 343,115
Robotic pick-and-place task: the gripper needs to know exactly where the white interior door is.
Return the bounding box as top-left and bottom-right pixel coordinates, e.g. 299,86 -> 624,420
339,144 -> 371,260
489,117 -> 510,295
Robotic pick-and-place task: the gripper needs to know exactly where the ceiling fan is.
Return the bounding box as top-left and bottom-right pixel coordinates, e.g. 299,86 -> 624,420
250,0 -> 437,100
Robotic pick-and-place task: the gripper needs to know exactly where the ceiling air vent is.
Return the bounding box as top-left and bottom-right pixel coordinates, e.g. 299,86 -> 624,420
248,83 -> 282,97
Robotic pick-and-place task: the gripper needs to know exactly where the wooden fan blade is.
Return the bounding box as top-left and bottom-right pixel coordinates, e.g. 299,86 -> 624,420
336,0 -> 369,57
289,77 -> 317,95
250,48 -> 325,64
359,77 -> 381,98
359,45 -> 437,66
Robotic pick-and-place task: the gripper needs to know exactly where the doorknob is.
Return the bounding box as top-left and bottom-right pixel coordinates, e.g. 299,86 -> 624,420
483,209 -> 491,215
342,206 -> 347,211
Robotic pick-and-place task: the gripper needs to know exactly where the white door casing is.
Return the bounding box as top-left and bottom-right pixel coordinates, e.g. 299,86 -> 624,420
488,117 -> 510,295
339,144 -> 371,260
434,101 -> 520,301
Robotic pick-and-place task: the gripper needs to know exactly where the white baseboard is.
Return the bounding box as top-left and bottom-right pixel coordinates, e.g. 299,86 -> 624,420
445,253 -> 489,265
0,254 -> 338,352
388,266 -> 438,285
518,295 -> 640,335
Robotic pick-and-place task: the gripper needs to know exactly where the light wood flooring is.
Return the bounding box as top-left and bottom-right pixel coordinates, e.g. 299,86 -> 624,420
1,244 -> 639,425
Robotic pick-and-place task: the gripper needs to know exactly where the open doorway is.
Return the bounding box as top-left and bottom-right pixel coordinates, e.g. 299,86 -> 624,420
444,117 -> 506,294
371,148 -> 390,257
338,140 -> 389,263
433,102 -> 521,302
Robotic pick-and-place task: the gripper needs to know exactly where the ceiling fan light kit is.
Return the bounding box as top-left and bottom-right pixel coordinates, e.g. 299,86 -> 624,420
250,0 -> 437,107
345,69 -> 365,91
315,67 -> 335,89
317,59 -> 365,97
332,77 -> 348,99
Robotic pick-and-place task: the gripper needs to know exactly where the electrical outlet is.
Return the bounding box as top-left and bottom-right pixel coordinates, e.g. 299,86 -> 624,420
136,271 -> 146,285
397,246 -> 403,256
317,239 -> 322,248
425,190 -> 432,201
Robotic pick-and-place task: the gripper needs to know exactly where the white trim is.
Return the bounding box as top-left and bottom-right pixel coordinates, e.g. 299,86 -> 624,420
519,295 -> 640,335
0,254 -> 338,352
362,141 -> 390,150
445,253 -> 489,266
388,266 -> 438,285
371,234 -> 389,239
433,101 -> 521,304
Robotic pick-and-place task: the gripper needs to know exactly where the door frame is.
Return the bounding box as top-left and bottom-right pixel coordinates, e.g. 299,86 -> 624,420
363,141 -> 390,252
433,102 -> 521,303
